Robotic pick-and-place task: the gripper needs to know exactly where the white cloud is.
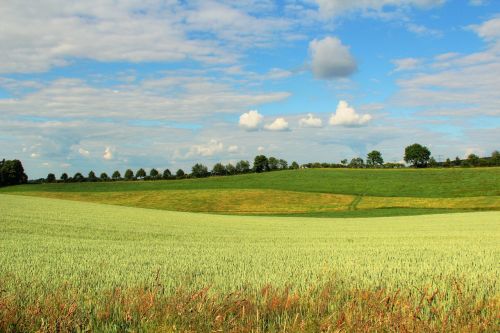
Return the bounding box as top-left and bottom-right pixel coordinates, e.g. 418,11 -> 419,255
314,0 -> 445,17
392,57 -> 422,72
309,37 -> 357,79
239,110 -> 264,131
227,145 -> 239,153
103,147 -> 113,160
0,78 -> 289,121
299,113 -> 323,127
469,17 -> 500,42
257,146 -> 265,152
188,139 -> 224,157
264,117 -> 290,131
30,153 -> 40,158
0,1 -> 299,74
78,148 -> 90,157
329,101 -> 372,126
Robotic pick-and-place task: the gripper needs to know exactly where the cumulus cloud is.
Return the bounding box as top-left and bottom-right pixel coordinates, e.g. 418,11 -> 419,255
227,145 -> 239,153
78,148 -> 90,157
299,114 -> 323,127
329,101 -> 372,126
239,110 -> 264,131
264,117 -> 290,131
257,146 -> 265,152
103,147 -> 113,160
469,17 -> 500,42
309,37 -> 357,79
188,139 -> 224,157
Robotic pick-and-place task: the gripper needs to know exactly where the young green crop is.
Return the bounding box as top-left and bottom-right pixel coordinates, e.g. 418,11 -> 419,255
1,194 -> 498,302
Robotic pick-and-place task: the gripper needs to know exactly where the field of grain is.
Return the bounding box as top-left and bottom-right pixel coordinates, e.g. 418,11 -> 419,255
1,194 -> 499,331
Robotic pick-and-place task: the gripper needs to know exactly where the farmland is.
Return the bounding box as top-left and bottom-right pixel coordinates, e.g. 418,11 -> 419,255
1,167 -> 499,217
1,193 -> 499,331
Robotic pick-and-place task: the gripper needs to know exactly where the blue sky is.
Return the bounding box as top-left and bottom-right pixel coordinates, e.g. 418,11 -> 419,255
1,0 -> 499,178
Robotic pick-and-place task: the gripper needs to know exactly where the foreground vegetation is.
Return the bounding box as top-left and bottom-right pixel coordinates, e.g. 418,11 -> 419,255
1,195 -> 498,331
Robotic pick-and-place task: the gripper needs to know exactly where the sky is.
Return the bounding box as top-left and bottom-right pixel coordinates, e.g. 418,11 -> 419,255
1,0 -> 499,178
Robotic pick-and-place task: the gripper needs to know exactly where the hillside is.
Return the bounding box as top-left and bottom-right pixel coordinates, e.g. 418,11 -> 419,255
1,168 -> 499,217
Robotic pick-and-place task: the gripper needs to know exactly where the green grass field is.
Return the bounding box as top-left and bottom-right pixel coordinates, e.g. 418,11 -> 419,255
2,168 -> 499,217
1,194 -> 499,331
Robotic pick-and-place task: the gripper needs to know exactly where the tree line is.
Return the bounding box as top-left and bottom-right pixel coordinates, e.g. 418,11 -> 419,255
2,144 -> 499,186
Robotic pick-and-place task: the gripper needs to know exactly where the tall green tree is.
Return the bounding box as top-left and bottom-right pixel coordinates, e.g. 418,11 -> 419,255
136,168 -> 146,179
0,159 -> 28,186
60,173 -> 68,182
100,172 -> 109,181
278,159 -> 288,170
290,161 -> 299,169
366,150 -> 384,167
124,169 -> 134,180
73,172 -> 85,182
235,160 -> 250,174
163,169 -> 172,179
150,168 -> 159,179
491,150 -> 500,166
253,155 -> 269,173
46,173 -> 56,183
226,163 -> 236,175
88,171 -> 97,181
176,169 -> 185,178
191,163 -> 209,178
112,170 -> 121,180
268,157 -> 279,170
211,163 -> 226,176
349,157 -> 364,168
404,143 -> 431,168
467,154 -> 480,167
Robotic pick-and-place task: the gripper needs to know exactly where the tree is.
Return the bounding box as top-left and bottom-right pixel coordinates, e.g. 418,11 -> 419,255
211,163 -> 226,176
454,156 -> 461,167
163,169 -> 172,179
226,163 -> 236,175
366,150 -> 384,167
176,169 -> 185,178
0,159 -> 28,187
60,173 -> 68,182
100,172 -> 109,181
235,160 -> 250,174
46,173 -> 56,183
443,158 -> 451,168
467,154 -> 480,167
268,157 -> 279,170
491,150 -> 500,166
253,155 -> 269,173
136,168 -> 146,179
88,171 -> 97,181
73,172 -> 85,182
150,168 -> 159,179
428,157 -> 438,168
348,157 -> 364,168
112,170 -> 121,180
191,163 -> 209,178
278,159 -> 288,170
290,161 -> 299,169
124,169 -> 134,180
404,143 -> 431,168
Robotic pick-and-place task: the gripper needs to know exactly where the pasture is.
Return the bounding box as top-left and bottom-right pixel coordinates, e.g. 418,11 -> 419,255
2,167 -> 499,217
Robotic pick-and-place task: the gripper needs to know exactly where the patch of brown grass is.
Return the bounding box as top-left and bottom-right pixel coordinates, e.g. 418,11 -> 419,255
1,279 -> 498,332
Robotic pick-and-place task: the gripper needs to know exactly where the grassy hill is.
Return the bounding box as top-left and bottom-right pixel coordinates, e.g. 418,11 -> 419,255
1,194 -> 498,331
1,167 -> 499,217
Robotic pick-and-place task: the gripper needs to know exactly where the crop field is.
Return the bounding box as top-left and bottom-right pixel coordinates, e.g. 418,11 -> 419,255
2,167 -> 499,217
1,194 -> 499,331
